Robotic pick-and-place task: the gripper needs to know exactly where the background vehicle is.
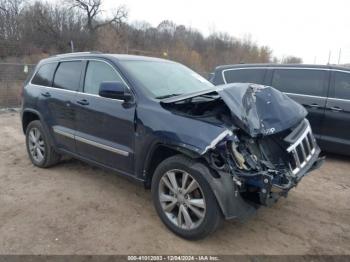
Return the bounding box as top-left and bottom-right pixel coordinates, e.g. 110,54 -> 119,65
21,53 -> 322,239
210,64 -> 350,155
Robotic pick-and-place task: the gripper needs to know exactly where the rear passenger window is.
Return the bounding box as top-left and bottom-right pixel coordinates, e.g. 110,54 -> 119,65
84,60 -> 123,95
31,63 -> 57,86
223,69 -> 266,84
272,69 -> 326,96
334,71 -> 350,99
53,61 -> 82,91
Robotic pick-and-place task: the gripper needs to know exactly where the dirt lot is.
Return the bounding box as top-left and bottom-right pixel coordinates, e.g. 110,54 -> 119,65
0,111 -> 349,255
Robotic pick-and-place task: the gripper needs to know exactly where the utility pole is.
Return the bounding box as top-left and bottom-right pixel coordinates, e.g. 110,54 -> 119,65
327,50 -> 331,65
70,40 -> 74,53
338,48 -> 342,64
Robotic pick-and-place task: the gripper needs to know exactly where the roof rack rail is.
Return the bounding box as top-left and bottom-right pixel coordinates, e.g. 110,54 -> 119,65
53,51 -> 102,57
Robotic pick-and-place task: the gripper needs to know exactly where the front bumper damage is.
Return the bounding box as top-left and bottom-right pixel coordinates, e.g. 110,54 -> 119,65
202,119 -> 324,220
259,146 -> 324,207
160,83 -> 325,220
205,146 -> 324,220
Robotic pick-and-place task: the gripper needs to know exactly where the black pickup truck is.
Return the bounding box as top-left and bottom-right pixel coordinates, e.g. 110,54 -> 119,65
210,64 -> 350,155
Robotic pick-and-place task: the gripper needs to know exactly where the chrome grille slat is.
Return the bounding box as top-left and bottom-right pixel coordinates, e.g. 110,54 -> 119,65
300,143 -> 307,160
286,120 -> 316,175
305,136 -> 311,154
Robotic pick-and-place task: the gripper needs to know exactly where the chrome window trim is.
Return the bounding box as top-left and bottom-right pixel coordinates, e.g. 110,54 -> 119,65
29,58 -> 134,102
285,92 -> 350,102
30,84 -> 125,103
53,127 -> 129,157
57,58 -> 133,94
327,97 -> 350,102
30,83 -> 78,94
221,66 -> 350,102
221,66 -> 350,84
283,92 -> 325,99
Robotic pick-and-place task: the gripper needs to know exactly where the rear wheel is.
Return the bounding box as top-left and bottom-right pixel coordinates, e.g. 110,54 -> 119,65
152,155 -> 222,240
25,120 -> 60,168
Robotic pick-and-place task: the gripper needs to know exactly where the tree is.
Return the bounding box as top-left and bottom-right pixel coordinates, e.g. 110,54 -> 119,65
282,56 -> 303,64
68,0 -> 127,34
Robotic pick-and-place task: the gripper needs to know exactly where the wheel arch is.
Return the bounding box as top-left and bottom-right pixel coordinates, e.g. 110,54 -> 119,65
21,109 -> 56,148
143,142 -> 202,188
146,146 -> 257,220
22,109 -> 42,133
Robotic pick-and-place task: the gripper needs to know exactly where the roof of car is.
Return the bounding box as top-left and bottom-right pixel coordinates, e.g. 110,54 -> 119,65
215,63 -> 350,72
40,52 -> 172,64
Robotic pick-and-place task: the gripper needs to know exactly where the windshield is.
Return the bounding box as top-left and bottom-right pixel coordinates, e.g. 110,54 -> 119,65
120,60 -> 214,99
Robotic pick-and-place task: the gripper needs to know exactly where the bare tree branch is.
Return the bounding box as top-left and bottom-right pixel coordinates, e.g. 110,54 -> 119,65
67,0 -> 127,33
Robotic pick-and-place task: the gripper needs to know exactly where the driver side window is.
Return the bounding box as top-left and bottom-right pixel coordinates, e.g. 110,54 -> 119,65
84,60 -> 123,95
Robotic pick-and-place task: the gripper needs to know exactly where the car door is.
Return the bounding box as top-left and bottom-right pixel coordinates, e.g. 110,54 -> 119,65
269,68 -> 329,140
320,70 -> 350,154
36,60 -> 83,153
74,59 -> 136,175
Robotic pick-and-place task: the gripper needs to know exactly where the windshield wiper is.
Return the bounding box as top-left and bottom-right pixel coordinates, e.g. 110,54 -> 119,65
156,93 -> 182,99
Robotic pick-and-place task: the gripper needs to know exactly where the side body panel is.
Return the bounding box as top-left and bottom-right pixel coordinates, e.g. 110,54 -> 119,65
268,68 -> 330,140
74,93 -> 136,175
321,70 -> 350,154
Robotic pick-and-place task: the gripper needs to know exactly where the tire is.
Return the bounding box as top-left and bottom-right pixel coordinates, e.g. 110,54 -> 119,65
151,155 -> 222,240
25,120 -> 61,168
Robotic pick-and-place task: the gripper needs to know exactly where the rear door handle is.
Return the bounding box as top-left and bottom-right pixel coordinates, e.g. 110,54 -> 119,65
77,99 -> 89,106
41,91 -> 51,98
330,106 -> 343,112
307,103 -> 320,108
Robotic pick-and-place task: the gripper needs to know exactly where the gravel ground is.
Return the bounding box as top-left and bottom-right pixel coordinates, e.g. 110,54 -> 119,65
0,112 -> 349,255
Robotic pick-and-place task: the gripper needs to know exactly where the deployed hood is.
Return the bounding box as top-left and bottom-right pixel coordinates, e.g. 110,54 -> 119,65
217,83 -> 307,137
161,83 -> 307,137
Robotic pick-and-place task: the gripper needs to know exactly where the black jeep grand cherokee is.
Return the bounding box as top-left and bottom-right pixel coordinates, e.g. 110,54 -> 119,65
21,52 -> 323,239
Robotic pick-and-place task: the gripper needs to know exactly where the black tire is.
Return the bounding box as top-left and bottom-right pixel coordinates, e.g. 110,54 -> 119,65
151,155 -> 222,240
25,120 -> 61,168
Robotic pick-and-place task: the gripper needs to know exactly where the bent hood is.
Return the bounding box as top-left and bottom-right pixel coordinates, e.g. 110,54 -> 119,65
161,83 -> 308,138
217,83 -> 307,137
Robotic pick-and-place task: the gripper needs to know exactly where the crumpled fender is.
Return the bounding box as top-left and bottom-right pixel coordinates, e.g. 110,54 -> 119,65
190,161 -> 257,220
136,104 -> 235,156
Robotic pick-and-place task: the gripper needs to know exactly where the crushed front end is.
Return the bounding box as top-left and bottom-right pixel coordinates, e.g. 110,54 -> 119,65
160,83 -> 324,214
209,118 -> 323,207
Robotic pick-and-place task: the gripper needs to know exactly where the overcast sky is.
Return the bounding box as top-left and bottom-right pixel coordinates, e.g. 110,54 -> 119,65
100,0 -> 350,64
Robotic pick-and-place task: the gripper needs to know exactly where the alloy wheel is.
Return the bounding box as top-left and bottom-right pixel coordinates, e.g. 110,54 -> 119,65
28,127 -> 45,163
158,169 -> 206,230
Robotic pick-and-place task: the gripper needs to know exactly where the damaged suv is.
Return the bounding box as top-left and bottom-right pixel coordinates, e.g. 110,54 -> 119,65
21,53 -> 324,239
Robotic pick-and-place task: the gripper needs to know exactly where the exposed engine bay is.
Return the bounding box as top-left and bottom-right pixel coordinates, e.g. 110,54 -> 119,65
161,83 -> 323,207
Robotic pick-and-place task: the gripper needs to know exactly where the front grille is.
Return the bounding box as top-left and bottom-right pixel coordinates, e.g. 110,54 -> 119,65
286,121 -> 316,175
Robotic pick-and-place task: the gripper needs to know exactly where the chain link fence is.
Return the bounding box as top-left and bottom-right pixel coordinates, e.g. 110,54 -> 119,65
0,63 -> 36,108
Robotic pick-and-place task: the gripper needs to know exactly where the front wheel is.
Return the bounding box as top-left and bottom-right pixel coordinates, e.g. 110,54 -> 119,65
151,155 -> 222,240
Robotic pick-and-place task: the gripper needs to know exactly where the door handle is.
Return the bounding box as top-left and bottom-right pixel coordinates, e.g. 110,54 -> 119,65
307,103 -> 320,108
330,106 -> 343,112
41,91 -> 51,98
77,99 -> 89,106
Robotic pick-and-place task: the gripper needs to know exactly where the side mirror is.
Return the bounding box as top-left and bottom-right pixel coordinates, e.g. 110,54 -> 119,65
99,81 -> 132,101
